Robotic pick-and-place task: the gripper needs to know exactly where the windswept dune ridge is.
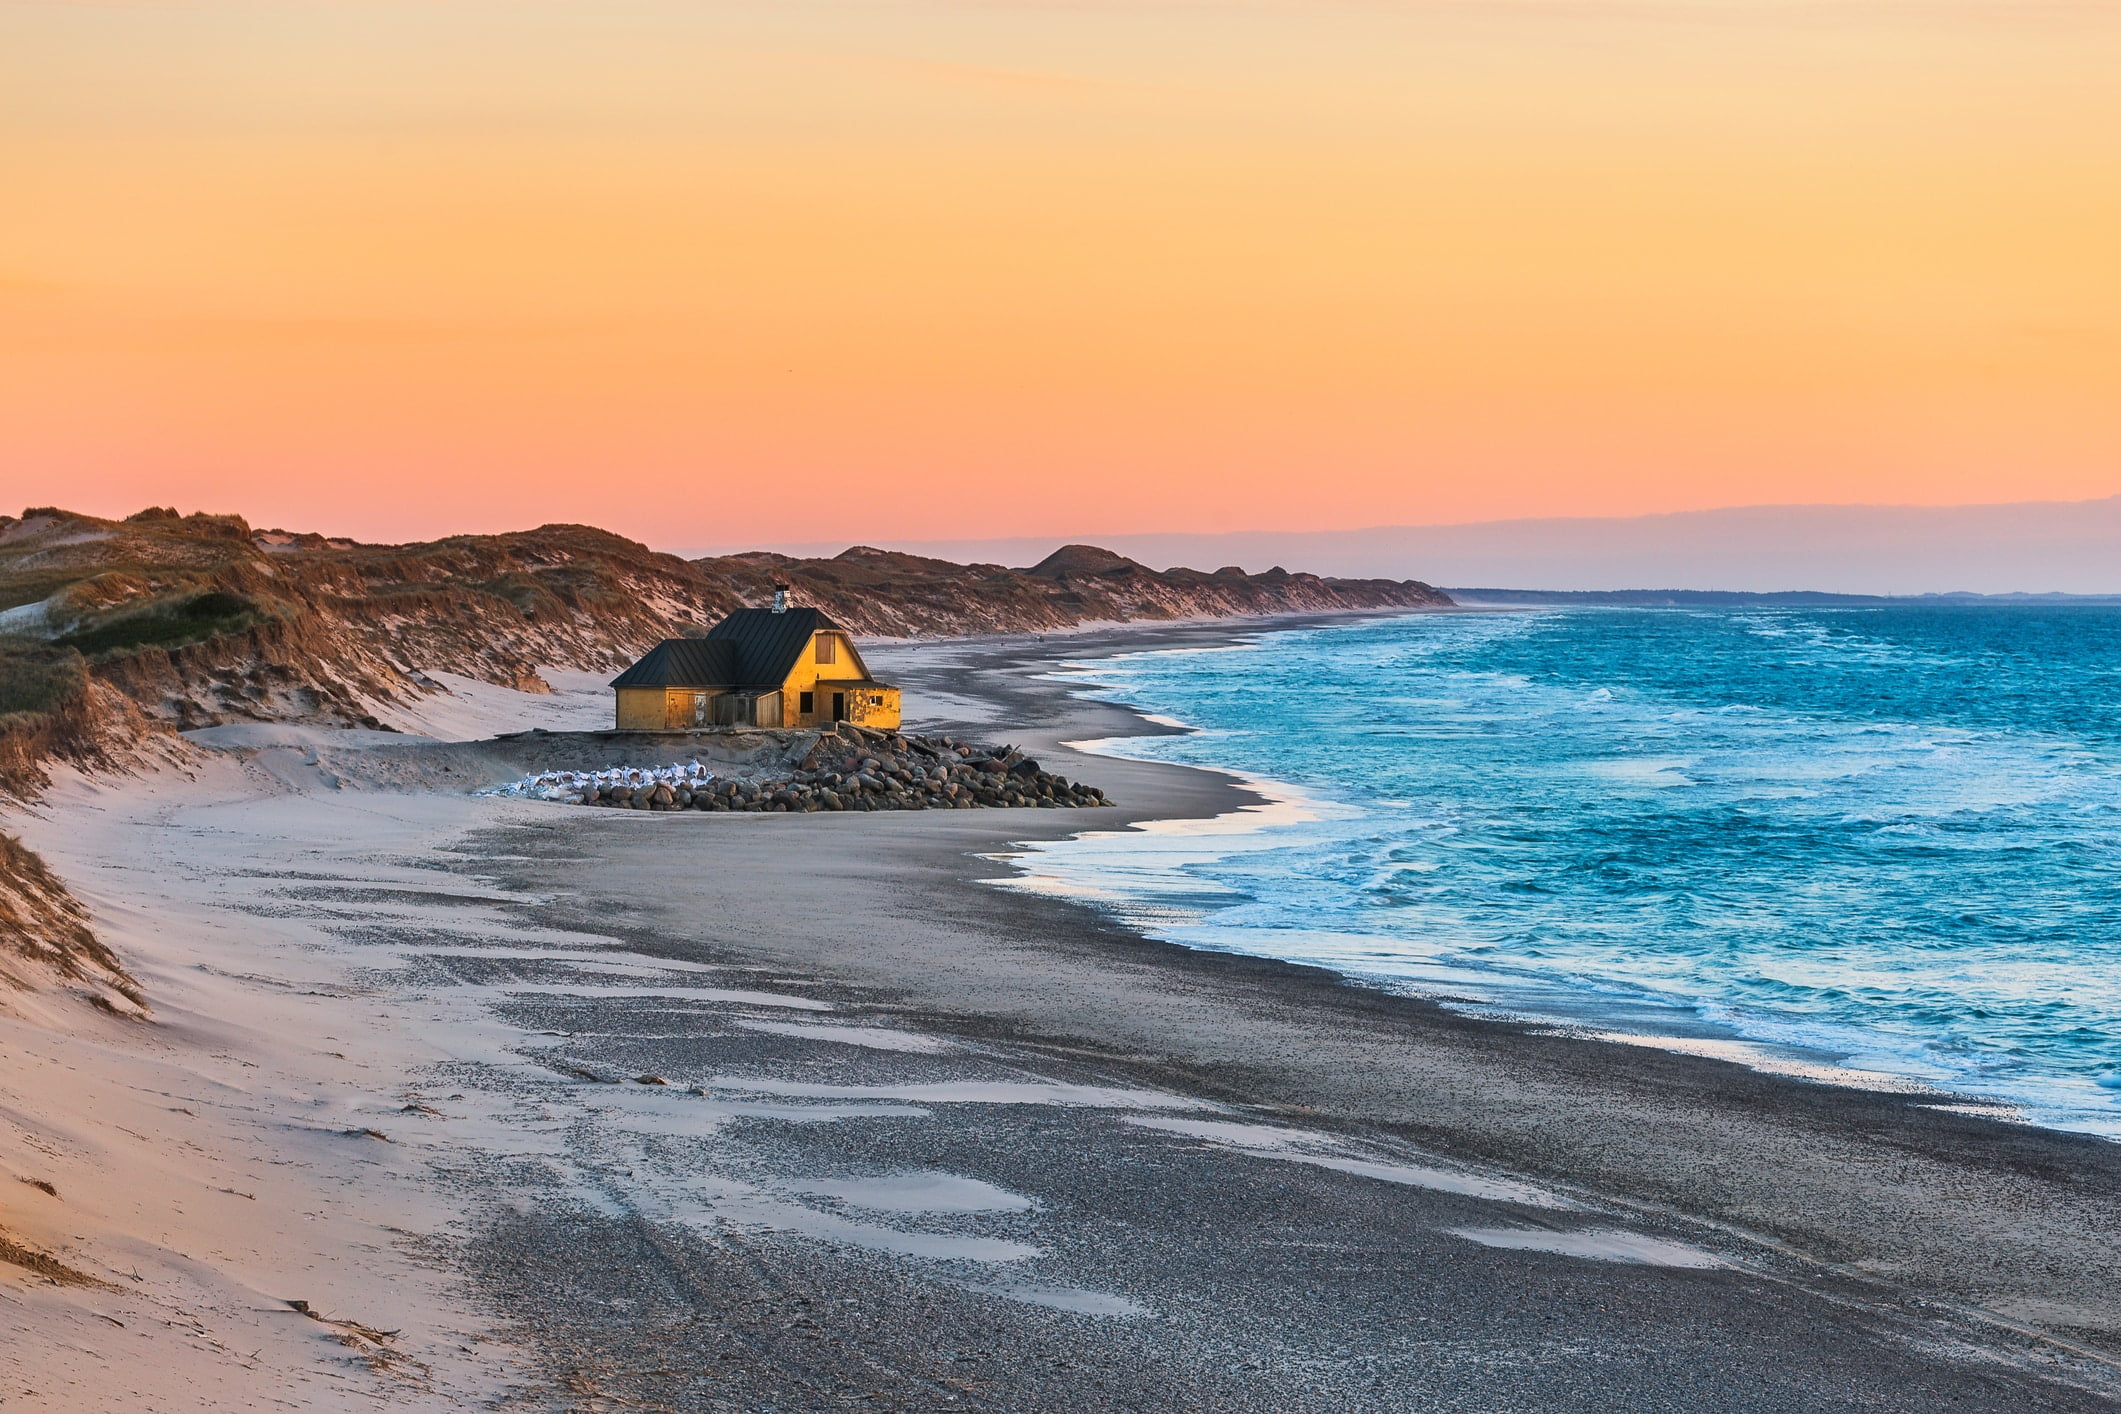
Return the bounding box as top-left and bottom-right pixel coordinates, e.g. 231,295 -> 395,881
2,505 -> 1446,751
0,829 -> 145,1016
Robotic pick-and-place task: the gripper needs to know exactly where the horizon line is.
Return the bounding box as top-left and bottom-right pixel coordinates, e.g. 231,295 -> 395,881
663,490 -> 2121,559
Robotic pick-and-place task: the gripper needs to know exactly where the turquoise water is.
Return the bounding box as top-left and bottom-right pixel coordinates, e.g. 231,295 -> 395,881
1020,609 -> 2121,1137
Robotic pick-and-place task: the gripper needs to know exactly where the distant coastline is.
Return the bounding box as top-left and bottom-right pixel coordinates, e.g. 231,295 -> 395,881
1445,587 -> 2121,607
690,494 -> 2121,598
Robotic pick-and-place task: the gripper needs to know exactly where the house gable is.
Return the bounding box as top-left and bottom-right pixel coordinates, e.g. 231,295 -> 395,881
704,607 -> 840,688
796,629 -> 874,686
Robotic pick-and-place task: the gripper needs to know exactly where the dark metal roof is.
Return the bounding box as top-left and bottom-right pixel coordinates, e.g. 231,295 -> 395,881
608,637 -> 738,689
610,607 -> 856,691
706,607 -> 844,689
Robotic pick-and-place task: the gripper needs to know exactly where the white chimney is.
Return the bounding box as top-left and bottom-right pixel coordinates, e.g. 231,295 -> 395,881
771,583 -> 789,614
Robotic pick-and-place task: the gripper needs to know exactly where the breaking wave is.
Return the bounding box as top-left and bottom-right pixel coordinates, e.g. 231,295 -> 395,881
1021,606 -> 2121,1137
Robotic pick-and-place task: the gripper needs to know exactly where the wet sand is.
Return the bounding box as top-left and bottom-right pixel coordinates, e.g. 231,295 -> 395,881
8,617 -> 2121,1410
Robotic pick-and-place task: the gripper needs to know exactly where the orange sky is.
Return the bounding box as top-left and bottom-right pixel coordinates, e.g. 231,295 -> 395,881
4,0 -> 2119,547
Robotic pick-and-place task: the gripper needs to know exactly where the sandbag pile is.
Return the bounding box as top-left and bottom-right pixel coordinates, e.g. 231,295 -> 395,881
577,731 -> 1111,813
486,761 -> 713,803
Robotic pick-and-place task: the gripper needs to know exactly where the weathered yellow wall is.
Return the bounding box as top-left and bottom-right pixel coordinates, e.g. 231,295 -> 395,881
662,688 -> 724,729
616,687 -> 727,729
801,680 -> 901,730
615,687 -> 666,730
847,684 -> 902,730
780,632 -> 902,730
779,632 -> 858,701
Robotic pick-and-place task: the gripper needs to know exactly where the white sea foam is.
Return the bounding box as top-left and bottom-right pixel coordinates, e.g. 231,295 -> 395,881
1020,609 -> 2121,1138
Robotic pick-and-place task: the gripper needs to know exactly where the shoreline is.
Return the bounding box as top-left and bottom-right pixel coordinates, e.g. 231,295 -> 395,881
5,610 -> 2121,1409
1013,662 -> 2098,1140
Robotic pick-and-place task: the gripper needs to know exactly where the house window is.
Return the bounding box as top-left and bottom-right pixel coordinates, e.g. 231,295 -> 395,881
814,634 -> 836,665
799,691 -> 815,714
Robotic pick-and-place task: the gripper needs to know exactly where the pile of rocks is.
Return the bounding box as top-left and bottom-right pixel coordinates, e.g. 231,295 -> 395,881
576,729 -> 1111,813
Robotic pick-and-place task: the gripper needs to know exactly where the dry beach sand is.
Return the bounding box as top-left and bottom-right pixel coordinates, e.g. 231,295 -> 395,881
5,620 -> 2121,1411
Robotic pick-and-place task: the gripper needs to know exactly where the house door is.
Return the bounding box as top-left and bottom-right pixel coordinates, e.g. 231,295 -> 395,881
690,692 -> 709,727
832,692 -> 846,722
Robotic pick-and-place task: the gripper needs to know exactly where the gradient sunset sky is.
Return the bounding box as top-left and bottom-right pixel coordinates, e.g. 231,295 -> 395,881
4,0 -> 2118,548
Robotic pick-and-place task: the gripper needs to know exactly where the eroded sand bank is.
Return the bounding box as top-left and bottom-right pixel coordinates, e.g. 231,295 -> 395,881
6,619 -> 2121,1410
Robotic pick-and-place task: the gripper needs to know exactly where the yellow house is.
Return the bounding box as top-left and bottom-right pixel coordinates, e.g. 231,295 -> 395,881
611,600 -> 902,732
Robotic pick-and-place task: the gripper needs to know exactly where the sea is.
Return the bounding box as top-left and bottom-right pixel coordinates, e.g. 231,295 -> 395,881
1004,606 -> 2121,1138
